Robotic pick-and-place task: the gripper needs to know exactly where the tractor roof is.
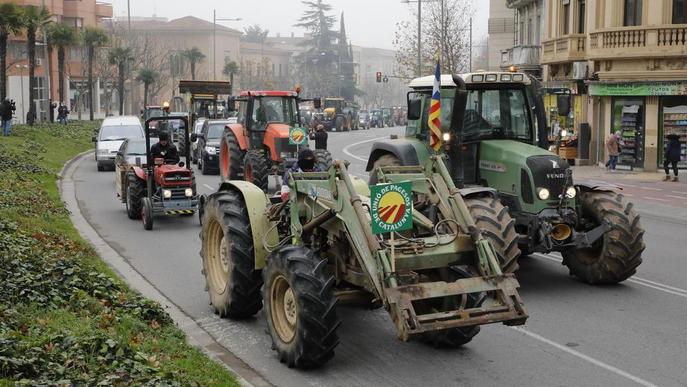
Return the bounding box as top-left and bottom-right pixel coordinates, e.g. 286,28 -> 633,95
408,72 -> 532,89
239,90 -> 298,97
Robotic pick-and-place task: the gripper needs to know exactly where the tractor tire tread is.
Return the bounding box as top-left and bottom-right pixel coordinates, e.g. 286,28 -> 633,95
465,197 -> 520,273
126,171 -> 145,220
221,132 -> 245,181
244,150 -> 270,191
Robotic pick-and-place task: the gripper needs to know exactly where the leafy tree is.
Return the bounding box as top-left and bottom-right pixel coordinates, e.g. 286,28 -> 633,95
242,25 -> 269,43
22,5 -> 52,125
136,68 -> 159,109
294,0 -> 338,97
46,23 -> 77,105
182,47 -> 205,80
0,3 -> 23,101
222,60 -> 239,93
82,27 -> 108,121
108,46 -> 133,115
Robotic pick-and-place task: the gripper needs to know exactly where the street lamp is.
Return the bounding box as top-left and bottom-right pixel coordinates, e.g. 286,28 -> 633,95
15,64 -> 28,123
213,10 -> 241,80
402,0 -> 442,76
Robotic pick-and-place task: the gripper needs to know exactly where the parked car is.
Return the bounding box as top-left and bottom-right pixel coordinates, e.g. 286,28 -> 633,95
114,138 -> 159,202
196,119 -> 232,175
190,118 -> 207,164
94,116 -> 144,171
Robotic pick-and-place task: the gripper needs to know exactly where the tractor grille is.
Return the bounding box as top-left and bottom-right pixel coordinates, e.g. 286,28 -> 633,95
526,155 -> 570,201
273,138 -> 297,159
169,187 -> 191,200
163,172 -> 192,182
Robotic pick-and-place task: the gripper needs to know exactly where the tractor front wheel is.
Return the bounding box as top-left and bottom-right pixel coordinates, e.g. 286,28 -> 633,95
562,191 -> 644,284
243,150 -> 269,191
264,245 -> 340,368
200,189 -> 264,317
142,197 -> 153,230
335,116 -> 344,132
220,131 -> 244,181
368,153 -> 402,185
465,196 -> 520,273
314,149 -> 333,172
126,171 -> 145,220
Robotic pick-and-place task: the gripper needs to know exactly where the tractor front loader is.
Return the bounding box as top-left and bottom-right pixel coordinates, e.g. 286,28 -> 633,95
200,155 -> 527,368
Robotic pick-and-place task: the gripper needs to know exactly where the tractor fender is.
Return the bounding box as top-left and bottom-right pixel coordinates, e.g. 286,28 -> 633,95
226,124 -> 248,150
575,182 -> 621,194
365,139 -> 426,171
130,165 -> 146,181
216,180 -> 278,269
459,186 -> 498,198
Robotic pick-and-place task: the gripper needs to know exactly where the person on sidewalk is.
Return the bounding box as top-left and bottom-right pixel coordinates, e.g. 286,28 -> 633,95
57,102 -> 69,125
1,99 -> 15,136
605,131 -> 621,171
313,124 -> 328,150
663,132 -> 682,182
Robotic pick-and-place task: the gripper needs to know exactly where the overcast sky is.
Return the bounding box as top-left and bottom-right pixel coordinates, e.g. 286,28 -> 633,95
110,0 -> 488,50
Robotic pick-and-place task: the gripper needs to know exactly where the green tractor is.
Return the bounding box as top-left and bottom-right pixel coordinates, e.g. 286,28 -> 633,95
367,72 -> 645,284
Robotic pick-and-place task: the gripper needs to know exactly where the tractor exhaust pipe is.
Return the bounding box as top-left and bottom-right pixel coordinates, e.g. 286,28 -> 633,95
551,224 -> 572,241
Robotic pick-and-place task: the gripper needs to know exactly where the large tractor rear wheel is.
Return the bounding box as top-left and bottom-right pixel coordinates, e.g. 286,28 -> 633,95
220,131 -> 244,181
314,149 -> 333,172
562,191 -> 644,284
200,189 -> 264,318
465,197 -> 520,273
243,150 -> 269,191
368,153 -> 402,185
125,170 -> 145,220
335,116 -> 345,132
264,245 -> 340,368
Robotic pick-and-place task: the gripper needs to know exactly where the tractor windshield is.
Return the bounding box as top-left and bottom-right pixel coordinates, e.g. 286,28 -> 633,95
323,99 -> 343,111
460,88 -> 532,142
252,96 -> 298,128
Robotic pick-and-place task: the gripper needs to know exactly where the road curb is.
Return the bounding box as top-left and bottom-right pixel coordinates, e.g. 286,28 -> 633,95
59,151 -> 271,387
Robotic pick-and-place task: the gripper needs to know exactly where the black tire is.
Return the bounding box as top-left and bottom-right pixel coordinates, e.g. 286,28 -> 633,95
142,197 -> 153,230
561,191 -> 644,284
200,189 -> 263,318
125,170 -> 145,220
264,245 -> 340,368
200,157 -> 209,175
97,163 -> 105,172
465,197 -> 520,273
220,131 -> 244,181
335,116 -> 344,132
314,149 -> 332,172
243,150 -> 269,191
368,153 -> 402,185
192,148 -> 198,164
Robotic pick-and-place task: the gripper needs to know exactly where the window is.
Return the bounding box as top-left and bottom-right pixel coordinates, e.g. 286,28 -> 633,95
536,14 -> 541,45
673,0 -> 687,23
624,0 -> 642,26
207,123 -> 226,139
462,88 -> 532,142
519,20 -> 525,45
527,18 -> 533,44
253,97 -> 298,128
578,0 -> 586,33
563,1 -> 571,35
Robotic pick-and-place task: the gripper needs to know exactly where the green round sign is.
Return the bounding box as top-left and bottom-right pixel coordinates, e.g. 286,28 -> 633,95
289,127 -> 307,145
370,182 -> 413,234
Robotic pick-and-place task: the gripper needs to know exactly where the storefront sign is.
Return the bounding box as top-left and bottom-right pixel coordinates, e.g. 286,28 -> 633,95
589,82 -> 687,96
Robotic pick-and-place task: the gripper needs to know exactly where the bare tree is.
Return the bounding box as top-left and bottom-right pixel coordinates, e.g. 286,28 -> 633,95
394,0 -> 473,77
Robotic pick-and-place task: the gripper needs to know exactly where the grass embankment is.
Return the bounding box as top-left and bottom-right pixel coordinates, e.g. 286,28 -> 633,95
0,123 -> 237,386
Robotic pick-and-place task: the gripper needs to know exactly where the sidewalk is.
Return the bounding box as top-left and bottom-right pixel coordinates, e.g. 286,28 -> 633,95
572,165 -> 686,185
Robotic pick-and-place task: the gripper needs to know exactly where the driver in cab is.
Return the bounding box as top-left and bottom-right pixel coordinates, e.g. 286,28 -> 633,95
150,131 -> 180,164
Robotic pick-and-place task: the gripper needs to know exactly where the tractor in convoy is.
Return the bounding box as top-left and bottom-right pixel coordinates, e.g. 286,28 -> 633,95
216,90 -> 332,191
320,97 -> 359,131
366,72 -> 645,284
124,116 -> 198,230
199,154 -> 528,368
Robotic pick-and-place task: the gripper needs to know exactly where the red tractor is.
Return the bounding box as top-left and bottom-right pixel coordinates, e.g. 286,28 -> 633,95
217,90 -> 331,190
125,115 -> 199,230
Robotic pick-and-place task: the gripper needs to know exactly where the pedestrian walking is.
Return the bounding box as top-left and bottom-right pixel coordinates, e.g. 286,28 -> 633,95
314,124 -> 328,150
1,99 -> 15,136
663,131 -> 682,182
605,131 -> 621,171
57,102 -> 69,125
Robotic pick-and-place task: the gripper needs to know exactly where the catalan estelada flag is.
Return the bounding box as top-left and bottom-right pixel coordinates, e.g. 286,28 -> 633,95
428,62 -> 442,151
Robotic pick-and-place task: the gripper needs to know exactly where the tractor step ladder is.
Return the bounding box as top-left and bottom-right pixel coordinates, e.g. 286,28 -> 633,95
384,274 -> 527,341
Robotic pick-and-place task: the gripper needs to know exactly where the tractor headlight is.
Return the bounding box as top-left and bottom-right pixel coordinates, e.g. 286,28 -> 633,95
537,188 -> 550,200
442,132 -> 451,142
163,189 -> 172,199
205,146 -> 216,155
565,186 -> 577,199
185,188 -> 193,197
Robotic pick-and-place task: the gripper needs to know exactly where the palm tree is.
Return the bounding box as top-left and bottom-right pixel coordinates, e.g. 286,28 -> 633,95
181,47 -> 205,80
0,3 -> 23,102
81,26 -> 108,121
22,5 -> 52,125
108,46 -> 133,116
46,23 -> 77,105
222,61 -> 239,94
136,68 -> 159,109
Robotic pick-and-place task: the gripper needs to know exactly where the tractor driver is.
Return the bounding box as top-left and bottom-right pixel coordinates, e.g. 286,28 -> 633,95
150,131 -> 180,164
280,148 -> 318,202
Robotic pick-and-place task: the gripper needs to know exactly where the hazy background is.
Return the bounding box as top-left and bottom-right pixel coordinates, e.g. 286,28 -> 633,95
110,0 -> 488,50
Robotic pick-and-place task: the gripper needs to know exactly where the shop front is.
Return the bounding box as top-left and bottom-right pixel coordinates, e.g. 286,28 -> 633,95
589,81 -> 687,171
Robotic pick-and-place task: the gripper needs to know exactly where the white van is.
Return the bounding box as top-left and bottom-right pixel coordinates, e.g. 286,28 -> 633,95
95,116 -> 144,171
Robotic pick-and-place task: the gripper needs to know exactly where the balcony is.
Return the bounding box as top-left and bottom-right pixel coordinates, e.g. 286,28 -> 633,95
96,2 -> 113,19
506,0 -> 538,8
589,25 -> 687,60
541,34 -> 587,64
501,45 -> 541,70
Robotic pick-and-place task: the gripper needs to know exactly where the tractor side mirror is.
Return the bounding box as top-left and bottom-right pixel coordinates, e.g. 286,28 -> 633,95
407,97 -> 422,121
190,133 -> 198,142
313,98 -> 322,110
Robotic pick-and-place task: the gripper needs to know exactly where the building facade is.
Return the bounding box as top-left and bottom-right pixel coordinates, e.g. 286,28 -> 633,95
488,0 -> 516,70
3,0 -> 113,122
501,0 -> 545,78
543,0 -> 687,171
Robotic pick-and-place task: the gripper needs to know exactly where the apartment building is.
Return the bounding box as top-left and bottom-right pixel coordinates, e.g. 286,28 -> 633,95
488,0 -> 516,70
543,0 -> 687,171
3,0 -> 113,122
501,0 -> 545,78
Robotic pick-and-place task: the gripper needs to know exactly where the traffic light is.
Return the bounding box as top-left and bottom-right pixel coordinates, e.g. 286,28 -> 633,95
376,71 -> 382,83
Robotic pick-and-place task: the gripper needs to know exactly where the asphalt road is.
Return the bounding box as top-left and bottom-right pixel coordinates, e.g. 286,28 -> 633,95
72,126 -> 687,387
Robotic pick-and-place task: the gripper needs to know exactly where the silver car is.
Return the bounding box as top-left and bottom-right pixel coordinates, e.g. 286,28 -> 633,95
94,116 -> 144,171
190,118 -> 207,164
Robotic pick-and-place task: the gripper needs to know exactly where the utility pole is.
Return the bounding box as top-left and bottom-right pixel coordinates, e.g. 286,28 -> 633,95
440,0 -> 444,70
42,0 -> 51,121
417,0 -> 422,76
127,0 -> 131,31
469,17 -> 473,72
213,10 -> 242,81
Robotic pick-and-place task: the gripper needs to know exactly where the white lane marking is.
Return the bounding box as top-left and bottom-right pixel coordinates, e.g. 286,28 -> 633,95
666,194 -> 687,200
672,191 -> 687,195
638,187 -> 663,191
203,184 -> 214,191
533,253 -> 687,298
615,183 -> 637,188
642,196 -> 668,202
623,193 -> 634,197
510,327 -> 658,387
342,136 -> 389,162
